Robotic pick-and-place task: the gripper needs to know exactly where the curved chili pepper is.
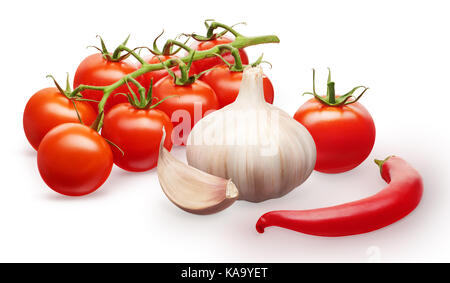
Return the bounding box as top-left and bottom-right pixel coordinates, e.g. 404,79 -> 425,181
255,156 -> 423,237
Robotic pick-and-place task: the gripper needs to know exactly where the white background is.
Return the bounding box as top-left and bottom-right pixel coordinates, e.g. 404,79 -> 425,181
1,0 -> 449,263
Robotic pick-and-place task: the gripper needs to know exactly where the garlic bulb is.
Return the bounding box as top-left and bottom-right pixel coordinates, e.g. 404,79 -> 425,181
157,129 -> 239,215
186,67 -> 316,203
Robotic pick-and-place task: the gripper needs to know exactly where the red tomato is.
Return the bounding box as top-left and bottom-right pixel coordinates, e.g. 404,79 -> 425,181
201,65 -> 274,108
152,76 -> 219,145
37,123 -> 113,196
136,55 -> 198,90
189,36 -> 249,73
73,53 -> 138,113
294,98 -> 376,173
23,87 -> 97,150
101,103 -> 173,172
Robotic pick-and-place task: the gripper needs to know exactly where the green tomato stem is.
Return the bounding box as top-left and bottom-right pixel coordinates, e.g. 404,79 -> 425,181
304,68 -> 369,107
72,85 -> 109,97
111,35 -> 131,60
327,82 -> 336,104
162,39 -> 193,55
217,45 -> 243,71
207,22 -> 241,38
117,46 -> 147,65
80,33 -> 280,116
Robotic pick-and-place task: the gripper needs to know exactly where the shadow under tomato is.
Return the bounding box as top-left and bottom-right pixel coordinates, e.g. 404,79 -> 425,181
43,165 -> 159,201
22,147 -> 37,158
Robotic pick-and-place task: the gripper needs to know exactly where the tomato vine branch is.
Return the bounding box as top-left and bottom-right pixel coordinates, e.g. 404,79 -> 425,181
69,22 -> 280,117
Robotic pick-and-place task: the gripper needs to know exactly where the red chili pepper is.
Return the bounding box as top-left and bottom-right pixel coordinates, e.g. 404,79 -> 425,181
255,156 -> 423,237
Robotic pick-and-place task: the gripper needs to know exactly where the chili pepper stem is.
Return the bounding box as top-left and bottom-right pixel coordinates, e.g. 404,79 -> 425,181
374,156 -> 394,173
374,159 -> 384,167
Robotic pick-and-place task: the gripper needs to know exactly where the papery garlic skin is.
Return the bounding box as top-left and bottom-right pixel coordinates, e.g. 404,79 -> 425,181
186,67 -> 316,203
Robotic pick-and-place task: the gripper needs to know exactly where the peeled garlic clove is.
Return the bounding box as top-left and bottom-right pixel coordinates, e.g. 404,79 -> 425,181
157,129 -> 239,215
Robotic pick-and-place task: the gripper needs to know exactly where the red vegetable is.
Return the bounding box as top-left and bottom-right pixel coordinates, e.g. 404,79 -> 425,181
73,53 -> 137,113
101,78 -> 174,172
294,69 -> 375,173
23,78 -> 96,150
201,64 -> 274,108
136,55 -> 198,89
152,66 -> 219,146
38,123 -> 113,196
256,156 -> 423,237
189,36 -> 249,73
73,36 -> 138,113
102,104 -> 173,172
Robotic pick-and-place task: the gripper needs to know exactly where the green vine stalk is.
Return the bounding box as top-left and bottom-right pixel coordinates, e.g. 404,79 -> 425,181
70,21 -> 280,122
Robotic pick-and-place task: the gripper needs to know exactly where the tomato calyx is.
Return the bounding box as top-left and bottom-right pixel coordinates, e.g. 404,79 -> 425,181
47,74 -> 100,103
188,19 -> 246,42
46,74 -> 99,124
214,53 -> 271,73
158,52 -> 212,86
145,30 -> 191,57
187,20 -> 249,72
303,68 -> 370,107
116,76 -> 174,110
248,54 -> 272,69
46,73 -> 80,99
88,35 -> 138,62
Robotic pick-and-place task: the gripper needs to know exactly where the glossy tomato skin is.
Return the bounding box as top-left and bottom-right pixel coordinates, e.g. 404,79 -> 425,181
23,87 -> 97,151
101,104 -> 173,172
37,123 -> 113,196
201,65 -> 274,108
136,55 -> 198,90
73,53 -> 138,113
152,76 -> 219,145
294,98 -> 376,173
189,36 -> 249,73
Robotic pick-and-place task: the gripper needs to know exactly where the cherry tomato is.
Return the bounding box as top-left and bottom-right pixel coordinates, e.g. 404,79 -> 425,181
73,53 -> 138,113
101,103 -> 173,172
189,36 -> 249,73
37,123 -> 113,196
294,98 -> 376,173
152,76 -> 219,145
136,55 -> 197,90
23,87 -> 96,150
201,65 -> 274,108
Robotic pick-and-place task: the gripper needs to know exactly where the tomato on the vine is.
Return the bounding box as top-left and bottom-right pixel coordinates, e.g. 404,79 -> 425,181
189,36 -> 249,73
202,64 -> 274,108
101,103 -> 173,172
38,123 -> 113,196
152,76 -> 219,145
136,55 -> 197,90
23,80 -> 97,151
73,53 -> 138,113
294,69 -> 375,173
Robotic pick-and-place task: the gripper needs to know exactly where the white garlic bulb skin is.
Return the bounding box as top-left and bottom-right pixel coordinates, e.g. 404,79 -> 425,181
186,67 -> 316,203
